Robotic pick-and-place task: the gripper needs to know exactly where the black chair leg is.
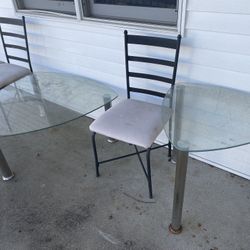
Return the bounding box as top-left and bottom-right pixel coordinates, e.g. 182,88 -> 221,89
146,148 -> 153,199
168,141 -> 172,161
91,132 -> 100,177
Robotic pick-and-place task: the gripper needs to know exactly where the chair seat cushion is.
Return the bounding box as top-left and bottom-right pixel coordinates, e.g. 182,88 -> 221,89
89,99 -> 172,149
0,63 -> 31,89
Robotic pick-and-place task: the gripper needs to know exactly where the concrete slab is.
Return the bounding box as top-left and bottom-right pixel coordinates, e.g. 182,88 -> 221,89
0,117 -> 249,250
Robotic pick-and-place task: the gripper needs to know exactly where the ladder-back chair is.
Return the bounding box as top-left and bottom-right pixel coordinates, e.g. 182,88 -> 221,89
90,30 -> 181,198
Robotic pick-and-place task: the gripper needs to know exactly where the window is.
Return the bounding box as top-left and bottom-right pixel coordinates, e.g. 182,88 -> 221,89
14,0 -> 77,16
82,0 -> 178,26
13,0 -> 182,28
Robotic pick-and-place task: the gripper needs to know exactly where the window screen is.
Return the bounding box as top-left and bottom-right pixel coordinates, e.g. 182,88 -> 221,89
84,0 -> 178,25
16,0 -> 76,16
14,0 -> 179,26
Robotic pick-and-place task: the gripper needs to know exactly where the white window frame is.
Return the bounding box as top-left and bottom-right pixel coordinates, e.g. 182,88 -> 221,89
84,0 -> 178,26
80,0 -> 187,34
12,0 -> 81,19
12,0 -> 187,35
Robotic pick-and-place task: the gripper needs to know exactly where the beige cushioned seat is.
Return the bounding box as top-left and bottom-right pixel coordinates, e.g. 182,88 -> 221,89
0,63 -> 31,89
90,99 -> 172,149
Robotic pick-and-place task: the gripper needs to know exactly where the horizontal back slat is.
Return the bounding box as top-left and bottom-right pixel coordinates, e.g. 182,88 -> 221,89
5,44 -> 27,51
0,17 -> 23,26
124,30 -> 181,100
127,35 -> 177,49
129,87 -> 165,98
0,16 -> 32,72
128,56 -> 175,67
129,72 -> 172,84
2,32 -> 25,39
8,55 -> 29,63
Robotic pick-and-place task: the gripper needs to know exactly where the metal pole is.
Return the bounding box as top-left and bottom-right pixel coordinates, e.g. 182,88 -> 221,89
103,94 -> 112,111
0,149 -> 14,181
170,147 -> 177,164
103,94 -> 117,143
169,149 -> 188,234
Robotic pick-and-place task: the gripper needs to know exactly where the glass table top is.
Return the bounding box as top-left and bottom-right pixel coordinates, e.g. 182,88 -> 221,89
162,83 -> 250,152
0,72 -> 117,137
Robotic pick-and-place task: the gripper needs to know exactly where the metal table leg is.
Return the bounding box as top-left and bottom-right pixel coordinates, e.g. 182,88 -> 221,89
0,149 -> 14,181
169,150 -> 188,234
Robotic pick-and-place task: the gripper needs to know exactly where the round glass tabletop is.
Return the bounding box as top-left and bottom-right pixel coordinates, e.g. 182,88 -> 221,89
0,72 -> 117,137
162,83 -> 250,152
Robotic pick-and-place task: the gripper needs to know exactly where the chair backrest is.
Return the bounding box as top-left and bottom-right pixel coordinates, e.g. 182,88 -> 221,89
0,16 -> 32,72
124,30 -> 181,99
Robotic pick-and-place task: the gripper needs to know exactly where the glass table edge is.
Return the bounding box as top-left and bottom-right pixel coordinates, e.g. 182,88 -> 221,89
0,89 -> 118,138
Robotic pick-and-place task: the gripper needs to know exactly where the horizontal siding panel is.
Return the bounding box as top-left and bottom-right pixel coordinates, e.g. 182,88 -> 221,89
0,8 -> 15,17
30,36 -> 124,65
27,23 -> 124,50
0,53 -> 6,62
35,37 -> 176,66
186,12 -> 250,35
178,62 -> 250,91
30,56 -> 126,89
26,15 -> 178,38
30,50 -> 125,78
180,46 -> 250,74
156,134 -> 250,180
194,144 -> 250,179
0,1 -> 14,8
183,30 -> 250,56
77,65 -> 125,89
187,0 -> 250,15
27,16 -> 124,38
156,132 -> 250,180
30,50 -> 173,85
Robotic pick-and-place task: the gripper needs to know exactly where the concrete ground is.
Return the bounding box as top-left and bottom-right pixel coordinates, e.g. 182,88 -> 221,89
0,117 -> 249,250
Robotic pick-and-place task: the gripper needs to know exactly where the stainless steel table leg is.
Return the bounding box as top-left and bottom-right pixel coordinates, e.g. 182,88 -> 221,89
0,149 -> 14,181
169,150 -> 188,234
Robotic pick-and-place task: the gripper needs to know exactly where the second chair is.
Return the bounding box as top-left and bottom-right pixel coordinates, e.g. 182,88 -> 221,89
0,16 -> 32,89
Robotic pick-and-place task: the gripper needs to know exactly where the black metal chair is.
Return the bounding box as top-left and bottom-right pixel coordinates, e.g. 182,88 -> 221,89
0,16 -> 32,89
89,30 -> 181,199
0,16 -> 32,71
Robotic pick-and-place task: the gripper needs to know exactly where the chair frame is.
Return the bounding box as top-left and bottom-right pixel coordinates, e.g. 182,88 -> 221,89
0,16 -> 33,72
91,30 -> 181,198
125,30 -> 181,159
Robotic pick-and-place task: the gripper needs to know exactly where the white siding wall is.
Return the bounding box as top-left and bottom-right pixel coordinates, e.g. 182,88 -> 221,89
184,0 -> 250,179
0,0 -> 250,179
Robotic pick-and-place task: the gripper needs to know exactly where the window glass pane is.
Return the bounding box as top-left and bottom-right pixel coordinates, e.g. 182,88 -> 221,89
84,0 -> 178,25
94,0 -> 177,8
16,0 -> 76,16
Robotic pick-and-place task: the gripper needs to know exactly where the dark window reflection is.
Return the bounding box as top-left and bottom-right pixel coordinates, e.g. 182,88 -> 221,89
94,0 -> 177,8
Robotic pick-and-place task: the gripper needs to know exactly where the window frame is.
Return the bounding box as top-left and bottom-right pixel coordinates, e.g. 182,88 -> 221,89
12,0 -> 187,35
12,0 -> 81,19
83,0 -> 178,26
